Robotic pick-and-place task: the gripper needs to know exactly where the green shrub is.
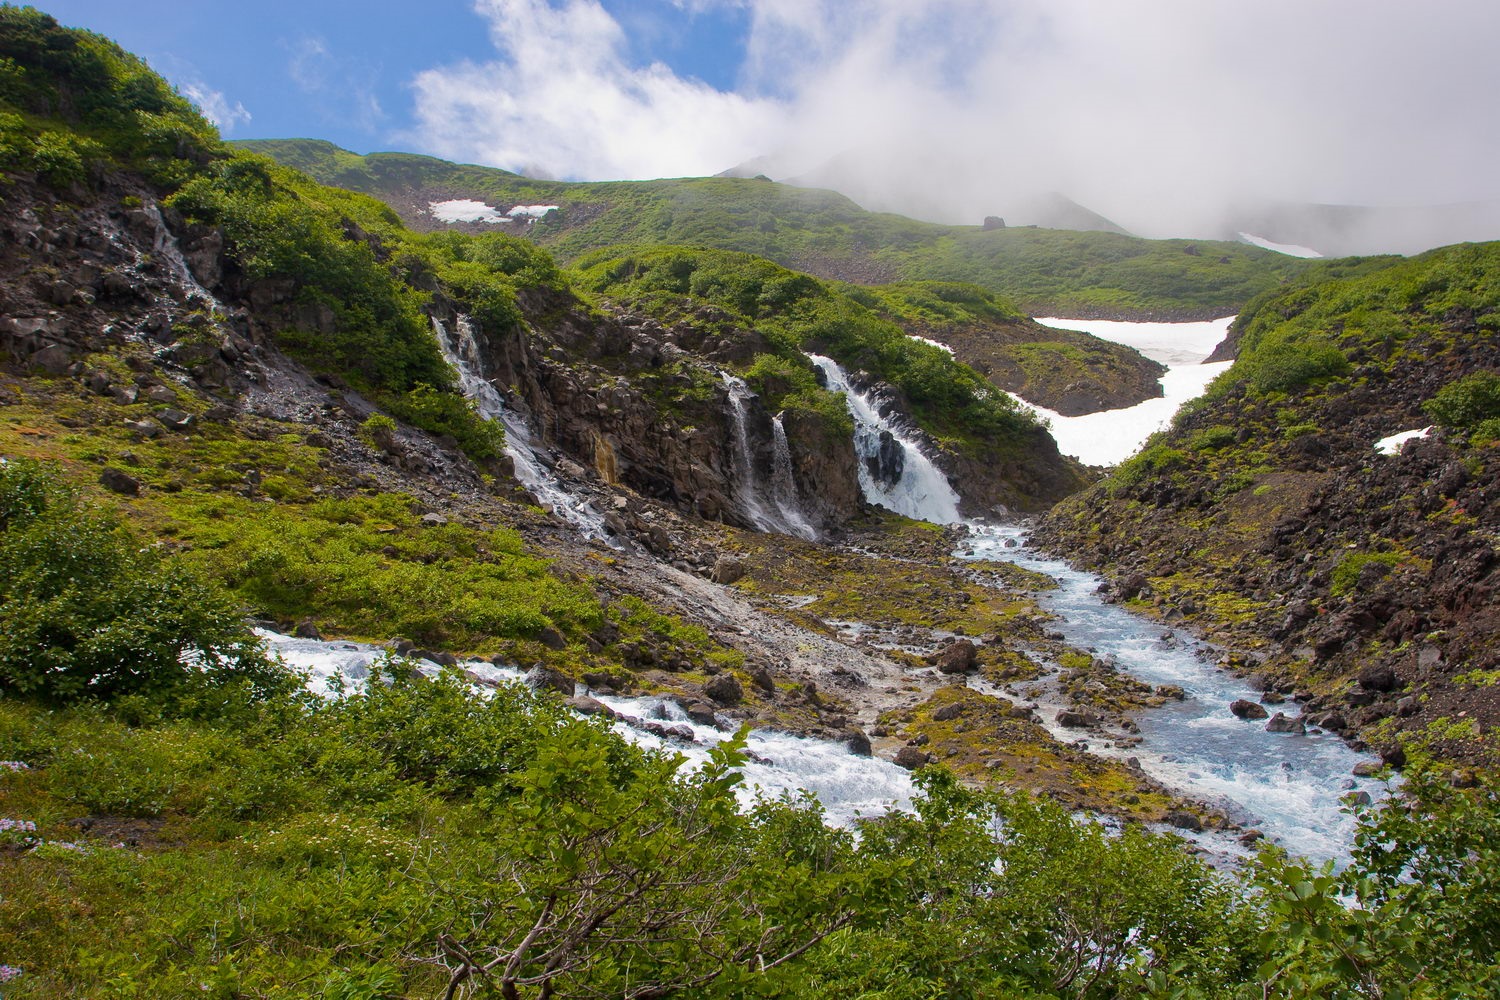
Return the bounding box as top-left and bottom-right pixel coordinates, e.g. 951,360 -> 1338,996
1330,550 -> 1405,596
0,459 -> 287,709
1241,337 -> 1351,395
1189,425 -> 1237,451
1423,371 -> 1500,432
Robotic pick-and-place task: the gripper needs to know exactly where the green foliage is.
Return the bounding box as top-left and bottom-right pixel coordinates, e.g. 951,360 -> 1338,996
1110,441 -> 1189,487
385,383 -> 506,463
1239,335 -> 1351,395
1423,370 -> 1500,432
0,459 -> 286,710
174,492 -> 601,650
1189,425 -> 1238,451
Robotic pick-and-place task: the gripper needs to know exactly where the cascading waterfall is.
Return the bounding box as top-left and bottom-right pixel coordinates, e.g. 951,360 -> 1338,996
809,354 -> 961,524
260,629 -> 913,828
433,316 -> 610,540
720,373 -> 818,540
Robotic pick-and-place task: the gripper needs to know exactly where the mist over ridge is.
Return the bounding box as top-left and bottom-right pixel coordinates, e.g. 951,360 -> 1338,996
404,0 -> 1500,256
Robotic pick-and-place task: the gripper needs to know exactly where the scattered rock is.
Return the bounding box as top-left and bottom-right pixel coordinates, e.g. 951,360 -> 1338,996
1352,761 -> 1383,778
1396,695 -> 1420,717
1264,712 -> 1306,735
710,555 -> 745,585
844,729 -> 873,757
932,702 -> 966,722
703,672 -> 743,706
681,701 -> 720,726
98,467 -> 140,496
893,746 -> 930,770
1380,744 -> 1407,769
292,619 -> 322,640
1229,699 -> 1269,720
747,664 -> 776,695
524,665 -> 576,696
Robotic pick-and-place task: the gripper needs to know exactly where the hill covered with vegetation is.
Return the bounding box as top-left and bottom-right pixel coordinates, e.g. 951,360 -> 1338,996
1037,242 -> 1500,767
238,138 -> 1312,320
1,7 -> 1498,998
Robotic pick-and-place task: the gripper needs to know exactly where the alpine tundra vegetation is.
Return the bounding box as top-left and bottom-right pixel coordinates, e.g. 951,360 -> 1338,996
0,6 -> 1497,999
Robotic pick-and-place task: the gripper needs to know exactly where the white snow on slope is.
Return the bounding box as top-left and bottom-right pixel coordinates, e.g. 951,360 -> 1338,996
430,199 -> 509,223
1237,232 -> 1324,259
1375,426 -> 1432,455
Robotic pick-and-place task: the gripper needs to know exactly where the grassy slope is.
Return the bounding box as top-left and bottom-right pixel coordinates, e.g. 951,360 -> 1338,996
238,138 -> 1311,320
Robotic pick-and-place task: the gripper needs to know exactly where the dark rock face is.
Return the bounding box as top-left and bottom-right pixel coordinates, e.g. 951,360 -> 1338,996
1357,665 -> 1400,693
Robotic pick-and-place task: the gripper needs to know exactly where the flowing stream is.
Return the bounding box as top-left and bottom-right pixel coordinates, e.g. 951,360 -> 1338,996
434,316 -> 611,540
259,630 -> 915,828
822,350 -> 1385,862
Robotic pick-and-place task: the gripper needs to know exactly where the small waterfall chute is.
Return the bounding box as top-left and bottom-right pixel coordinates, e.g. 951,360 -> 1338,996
720,373 -> 818,540
809,354 -> 961,524
433,316 -> 611,540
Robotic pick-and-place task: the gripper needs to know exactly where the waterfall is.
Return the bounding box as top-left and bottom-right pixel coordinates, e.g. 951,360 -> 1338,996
720,374 -> 818,540
433,316 -> 610,540
809,354 -> 962,524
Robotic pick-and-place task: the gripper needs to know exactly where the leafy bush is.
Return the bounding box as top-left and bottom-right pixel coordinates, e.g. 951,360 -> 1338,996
385,383 -> 506,463
1423,371 -> 1500,432
1240,337 -> 1351,395
1189,424 -> 1238,451
1331,550 -> 1405,596
0,459 -> 286,710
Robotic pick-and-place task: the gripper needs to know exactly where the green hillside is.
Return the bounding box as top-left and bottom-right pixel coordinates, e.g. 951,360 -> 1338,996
239,138 -> 1311,319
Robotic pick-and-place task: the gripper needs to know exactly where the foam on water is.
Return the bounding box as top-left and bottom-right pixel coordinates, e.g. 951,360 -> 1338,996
260,630 -> 914,829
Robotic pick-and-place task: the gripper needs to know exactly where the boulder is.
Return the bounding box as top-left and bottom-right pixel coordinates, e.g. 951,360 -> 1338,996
1357,665 -> 1400,692
1229,699 -> 1269,720
747,664 -> 776,695
524,665 -> 576,696
932,702 -> 966,722
934,639 -> 978,675
704,672 -> 743,706
1164,811 -> 1203,832
29,343 -> 72,374
893,747 -> 930,770
1352,761 -> 1383,778
99,468 -> 140,496
710,555 -> 745,585
292,619 -> 322,640
564,695 -> 614,718
680,701 -> 720,726
1264,712 -> 1306,735
1056,709 -> 1098,729
844,729 -> 873,757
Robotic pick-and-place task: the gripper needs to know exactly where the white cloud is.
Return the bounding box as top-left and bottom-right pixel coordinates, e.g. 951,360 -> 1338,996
406,0 -> 1500,238
179,81 -> 251,134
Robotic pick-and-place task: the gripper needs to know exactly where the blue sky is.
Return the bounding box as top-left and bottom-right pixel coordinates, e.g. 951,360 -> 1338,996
40,0 -> 752,153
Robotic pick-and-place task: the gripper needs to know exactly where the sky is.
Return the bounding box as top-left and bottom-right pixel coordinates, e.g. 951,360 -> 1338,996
36,0 -> 1500,240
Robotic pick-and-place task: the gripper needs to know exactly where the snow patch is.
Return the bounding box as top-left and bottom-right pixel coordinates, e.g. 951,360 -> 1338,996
1237,232 -> 1324,259
909,334 -> 953,354
508,204 -> 559,218
429,199 -> 510,224
1375,426 -> 1432,456
1034,316 -> 1234,366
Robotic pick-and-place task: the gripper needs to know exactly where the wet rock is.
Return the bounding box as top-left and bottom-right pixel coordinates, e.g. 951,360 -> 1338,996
1352,761 -> 1383,778
893,746 -> 930,770
98,467 -> 140,496
1314,712 -> 1348,732
1264,712 -> 1306,734
704,672 -> 743,706
1380,744 -> 1407,769
1230,699 -> 1269,720
1165,811 -> 1203,832
681,701 -> 720,726
1239,829 -> 1265,846
1056,709 -> 1098,728
293,619 -> 322,640
934,639 -> 978,675
565,695 -> 614,718
524,665 -> 576,696
844,729 -> 873,757
1347,790 -> 1373,807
